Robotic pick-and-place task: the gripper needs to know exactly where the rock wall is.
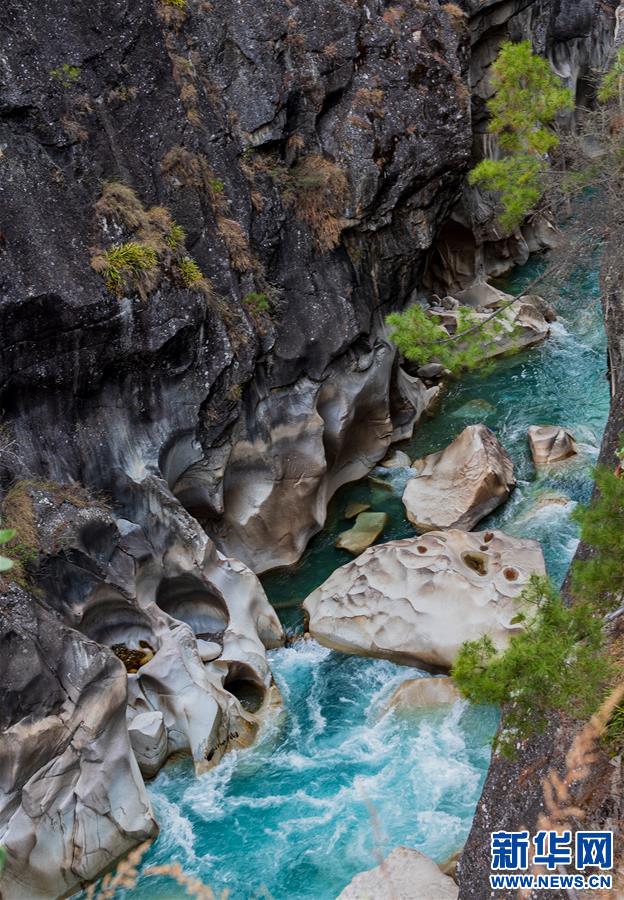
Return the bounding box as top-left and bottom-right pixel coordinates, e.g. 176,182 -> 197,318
0,0 -> 617,896
428,0 -> 619,292
0,0 -> 472,573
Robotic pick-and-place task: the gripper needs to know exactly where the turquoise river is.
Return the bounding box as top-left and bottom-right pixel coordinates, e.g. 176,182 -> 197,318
121,259 -> 609,899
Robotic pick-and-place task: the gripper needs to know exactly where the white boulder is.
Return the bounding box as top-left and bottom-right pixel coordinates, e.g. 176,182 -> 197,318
380,449 -> 412,468
337,847 -> 458,899
303,530 -> 546,668
403,424 -> 515,531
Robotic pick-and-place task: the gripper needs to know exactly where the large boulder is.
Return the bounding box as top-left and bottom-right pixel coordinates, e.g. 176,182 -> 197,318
403,425 -> 516,531
337,847 -> 458,900
528,425 -> 578,465
380,449 -> 412,468
430,290 -> 550,360
303,530 -> 546,668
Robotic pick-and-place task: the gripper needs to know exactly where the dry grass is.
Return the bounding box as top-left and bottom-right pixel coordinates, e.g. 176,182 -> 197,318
286,154 -> 349,252
250,190 -> 264,212
0,479 -> 100,588
180,82 -> 198,105
518,683 -> 624,897
161,146 -> 229,214
84,840 -> 229,899
62,116 -> 88,142
155,0 -> 187,29
442,3 -> 466,19
382,6 -> 404,28
354,87 -> 385,117
287,132 -> 305,153
323,41 -> 339,59
95,182 -> 147,231
348,113 -> 372,130
107,84 -> 137,104
95,185 -> 175,258
92,183 -> 211,299
217,217 -> 252,272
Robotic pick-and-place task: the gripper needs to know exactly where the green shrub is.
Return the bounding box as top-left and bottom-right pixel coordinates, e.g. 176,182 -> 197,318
243,291 -> 270,314
597,47 -> 624,104
93,242 -> 158,295
452,576 -> 612,756
177,256 -> 203,286
166,223 -> 186,250
385,303 -> 507,375
572,465 -> 624,613
163,0 -> 186,6
469,41 -> 573,232
50,64 -> 81,88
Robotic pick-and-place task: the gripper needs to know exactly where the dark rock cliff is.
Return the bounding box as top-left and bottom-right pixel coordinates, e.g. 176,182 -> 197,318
0,0 -> 471,573
0,0 -> 619,897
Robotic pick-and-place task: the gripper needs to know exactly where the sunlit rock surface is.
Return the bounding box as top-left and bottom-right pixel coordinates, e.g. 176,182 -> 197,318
337,846 -> 458,900
0,585 -> 157,900
383,676 -> 462,714
528,424 -> 578,465
335,511 -> 388,555
304,529 -> 546,668
403,424 -> 516,531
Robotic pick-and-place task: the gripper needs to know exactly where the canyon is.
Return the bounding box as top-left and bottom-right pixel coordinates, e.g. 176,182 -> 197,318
0,0 -> 621,897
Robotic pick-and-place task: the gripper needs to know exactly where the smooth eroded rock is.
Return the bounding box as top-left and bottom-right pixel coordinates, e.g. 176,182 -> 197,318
336,512 -> 388,556
0,586 -> 157,900
380,449 -> 412,468
303,530 -> 546,668
128,711 -> 168,779
345,502 -> 371,519
384,676 -> 461,714
403,424 -> 515,531
528,425 -> 578,465
417,363 -> 447,380
337,846 -> 458,900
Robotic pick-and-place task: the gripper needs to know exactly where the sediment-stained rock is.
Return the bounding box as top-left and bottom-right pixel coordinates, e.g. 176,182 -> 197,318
528,424 -> 578,465
383,676 -> 462,714
335,511 -> 388,555
403,424 -> 516,532
337,846 -> 459,900
303,530 -> 546,668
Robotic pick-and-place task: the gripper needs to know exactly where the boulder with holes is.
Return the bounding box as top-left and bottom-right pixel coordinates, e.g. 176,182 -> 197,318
403,424 -> 516,531
303,529 -> 545,669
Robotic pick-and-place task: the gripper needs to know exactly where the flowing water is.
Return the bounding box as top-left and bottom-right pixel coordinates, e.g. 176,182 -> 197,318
123,259 -> 609,899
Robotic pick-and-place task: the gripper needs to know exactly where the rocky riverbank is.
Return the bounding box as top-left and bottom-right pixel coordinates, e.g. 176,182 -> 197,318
0,0 -> 620,897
